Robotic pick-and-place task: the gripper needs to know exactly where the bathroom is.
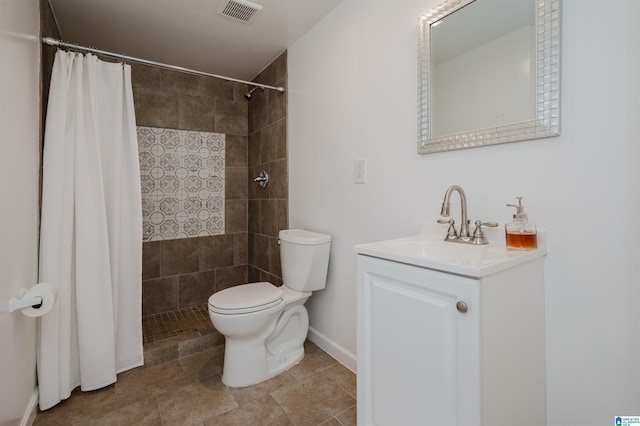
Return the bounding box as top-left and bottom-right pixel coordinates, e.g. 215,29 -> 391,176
1,0 -> 639,425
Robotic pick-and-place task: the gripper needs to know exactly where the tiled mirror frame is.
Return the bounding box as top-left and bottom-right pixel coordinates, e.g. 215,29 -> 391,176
417,0 -> 561,154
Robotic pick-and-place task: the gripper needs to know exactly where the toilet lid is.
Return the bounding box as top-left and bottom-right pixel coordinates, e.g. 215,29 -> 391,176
208,282 -> 283,314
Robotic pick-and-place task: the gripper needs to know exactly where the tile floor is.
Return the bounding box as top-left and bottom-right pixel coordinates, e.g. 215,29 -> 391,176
33,305 -> 357,426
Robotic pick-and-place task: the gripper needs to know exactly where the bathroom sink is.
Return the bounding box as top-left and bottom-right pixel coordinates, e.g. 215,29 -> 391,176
354,223 -> 546,278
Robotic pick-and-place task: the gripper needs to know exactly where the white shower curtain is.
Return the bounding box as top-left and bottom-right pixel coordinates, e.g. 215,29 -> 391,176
38,50 -> 143,410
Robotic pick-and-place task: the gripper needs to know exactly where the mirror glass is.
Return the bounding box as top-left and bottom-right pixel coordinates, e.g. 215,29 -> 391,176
418,0 -> 561,154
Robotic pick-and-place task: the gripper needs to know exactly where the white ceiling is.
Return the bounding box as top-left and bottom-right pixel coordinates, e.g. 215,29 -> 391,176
48,0 -> 345,81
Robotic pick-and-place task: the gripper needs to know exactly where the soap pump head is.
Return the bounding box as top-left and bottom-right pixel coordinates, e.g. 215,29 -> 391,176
507,197 -> 528,220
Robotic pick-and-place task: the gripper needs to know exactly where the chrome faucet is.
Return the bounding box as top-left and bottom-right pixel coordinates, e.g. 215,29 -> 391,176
440,185 -> 470,238
438,185 -> 498,245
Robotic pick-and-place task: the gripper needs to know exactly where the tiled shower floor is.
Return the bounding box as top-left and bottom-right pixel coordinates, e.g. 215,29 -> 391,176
142,304 -> 213,345
33,306 -> 357,425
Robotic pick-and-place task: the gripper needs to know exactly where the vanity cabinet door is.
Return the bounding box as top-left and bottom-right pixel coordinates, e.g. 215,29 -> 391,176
357,255 -> 481,426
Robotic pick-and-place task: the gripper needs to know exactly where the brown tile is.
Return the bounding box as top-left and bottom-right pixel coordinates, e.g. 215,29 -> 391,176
215,99 -> 248,136
131,64 -> 163,94
143,305 -> 213,345
232,83 -> 249,103
226,199 -> 247,234
206,395 -> 293,426
162,70 -> 200,96
247,265 -> 261,283
270,89 -> 287,124
251,233 -> 270,271
200,234 -> 235,270
161,238 -> 199,276
115,361 -> 189,404
143,340 -> 179,367
323,364 -> 357,398
248,131 -> 261,168
87,397 -> 161,426
234,233 -> 248,265
261,122 -> 279,163
248,200 -> 262,234
142,241 -> 161,280
226,167 -> 248,200
216,265 -> 248,291
225,134 -> 248,167
143,276 -> 179,316
178,271 -> 216,308
262,199 -> 278,237
270,158 -> 288,200
178,93 -> 216,132
277,199 -> 288,232
229,371 -> 296,406
179,345 -> 225,380
200,77 -> 235,100
178,331 -> 224,358
33,385 -> 119,426
134,91 -> 179,128
271,373 -> 355,426
318,418 -> 342,426
334,405 -> 357,426
287,341 -> 338,381
156,375 -> 238,425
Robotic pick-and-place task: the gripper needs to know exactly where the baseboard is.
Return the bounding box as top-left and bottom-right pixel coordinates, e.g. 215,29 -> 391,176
307,326 -> 357,373
21,388 -> 38,426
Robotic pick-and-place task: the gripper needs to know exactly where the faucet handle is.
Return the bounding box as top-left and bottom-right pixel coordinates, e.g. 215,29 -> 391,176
472,221 -> 498,245
437,218 -> 458,240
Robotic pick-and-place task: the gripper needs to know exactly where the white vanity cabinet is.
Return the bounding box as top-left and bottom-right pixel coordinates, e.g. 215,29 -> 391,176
356,253 -> 546,426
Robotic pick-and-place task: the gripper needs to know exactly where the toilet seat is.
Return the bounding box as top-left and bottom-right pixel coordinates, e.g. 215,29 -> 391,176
209,282 -> 283,315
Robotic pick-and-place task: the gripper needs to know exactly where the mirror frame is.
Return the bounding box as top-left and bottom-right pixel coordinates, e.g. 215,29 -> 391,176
418,0 -> 561,154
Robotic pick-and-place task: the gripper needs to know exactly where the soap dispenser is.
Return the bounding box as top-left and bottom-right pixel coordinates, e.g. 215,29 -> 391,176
505,197 -> 537,250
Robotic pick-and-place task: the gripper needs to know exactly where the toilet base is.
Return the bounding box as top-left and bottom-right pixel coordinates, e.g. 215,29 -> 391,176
219,302 -> 310,388
220,339 -> 305,388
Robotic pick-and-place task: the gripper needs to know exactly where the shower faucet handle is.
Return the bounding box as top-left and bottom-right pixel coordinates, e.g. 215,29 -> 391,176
253,170 -> 269,189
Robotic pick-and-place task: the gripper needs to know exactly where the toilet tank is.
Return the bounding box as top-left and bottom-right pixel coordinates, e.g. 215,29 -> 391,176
279,229 -> 331,292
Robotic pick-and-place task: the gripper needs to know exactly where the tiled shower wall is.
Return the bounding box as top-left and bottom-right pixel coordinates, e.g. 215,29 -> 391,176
132,65 -> 250,316
138,126 -> 226,241
248,52 -> 288,285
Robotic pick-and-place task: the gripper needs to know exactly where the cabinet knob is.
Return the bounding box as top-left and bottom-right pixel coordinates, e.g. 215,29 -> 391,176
456,301 -> 468,313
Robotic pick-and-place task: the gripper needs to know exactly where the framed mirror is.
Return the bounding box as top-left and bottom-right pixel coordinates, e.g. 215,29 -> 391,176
418,0 -> 560,154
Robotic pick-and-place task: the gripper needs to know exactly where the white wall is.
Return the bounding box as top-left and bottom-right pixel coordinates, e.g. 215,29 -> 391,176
0,0 -> 41,424
288,0 -> 640,424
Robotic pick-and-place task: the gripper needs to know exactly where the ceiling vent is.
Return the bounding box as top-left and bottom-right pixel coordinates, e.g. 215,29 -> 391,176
217,0 -> 263,24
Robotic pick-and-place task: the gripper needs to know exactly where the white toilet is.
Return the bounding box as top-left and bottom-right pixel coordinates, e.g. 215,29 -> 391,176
208,229 -> 331,387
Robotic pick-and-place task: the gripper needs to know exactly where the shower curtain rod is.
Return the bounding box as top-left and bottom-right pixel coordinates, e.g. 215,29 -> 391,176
42,37 -> 286,93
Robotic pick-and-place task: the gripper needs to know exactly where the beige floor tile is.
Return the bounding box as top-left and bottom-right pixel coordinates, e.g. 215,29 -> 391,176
115,361 -> 189,404
83,397 -> 161,425
323,364 -> 356,398
179,345 -> 225,379
287,341 -> 338,381
229,371 -> 296,406
156,374 -> 238,425
34,384 -> 120,425
318,418 -> 342,426
271,372 -> 355,426
204,394 -> 293,426
335,405 -> 357,426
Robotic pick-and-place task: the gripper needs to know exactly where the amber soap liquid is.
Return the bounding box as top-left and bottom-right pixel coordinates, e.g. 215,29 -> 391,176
506,231 -> 537,250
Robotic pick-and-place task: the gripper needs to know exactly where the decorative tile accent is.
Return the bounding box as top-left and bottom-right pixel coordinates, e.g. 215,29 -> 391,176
138,126 -> 225,241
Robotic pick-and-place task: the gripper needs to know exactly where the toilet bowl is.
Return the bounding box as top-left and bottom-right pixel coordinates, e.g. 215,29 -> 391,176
208,229 -> 331,387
